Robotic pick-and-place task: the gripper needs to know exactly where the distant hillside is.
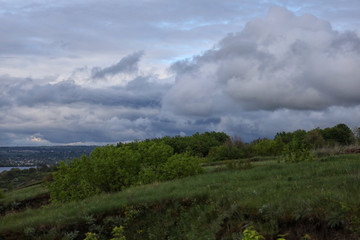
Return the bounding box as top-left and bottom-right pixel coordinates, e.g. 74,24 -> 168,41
0,146 -> 96,167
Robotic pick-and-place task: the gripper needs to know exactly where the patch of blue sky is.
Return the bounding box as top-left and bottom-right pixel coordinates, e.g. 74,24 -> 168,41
155,20 -> 229,31
158,54 -> 195,65
179,20 -> 230,31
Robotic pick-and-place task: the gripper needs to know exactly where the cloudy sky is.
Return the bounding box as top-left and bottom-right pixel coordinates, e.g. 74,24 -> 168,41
1,0 -> 360,146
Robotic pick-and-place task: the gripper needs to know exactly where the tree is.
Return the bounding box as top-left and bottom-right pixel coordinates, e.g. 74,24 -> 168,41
304,128 -> 325,149
158,153 -> 204,181
137,141 -> 173,167
321,123 -> 355,145
253,138 -> 283,156
188,132 -> 230,157
90,145 -> 141,192
48,137 -> 206,202
48,156 -> 99,203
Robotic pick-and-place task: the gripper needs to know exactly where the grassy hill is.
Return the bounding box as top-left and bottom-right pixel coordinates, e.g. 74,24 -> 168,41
0,154 -> 359,239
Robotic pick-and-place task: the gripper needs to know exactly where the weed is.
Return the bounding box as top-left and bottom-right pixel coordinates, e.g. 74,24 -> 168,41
84,232 -> 98,240
242,226 -> 265,240
110,226 -> 126,240
62,230 -> 79,240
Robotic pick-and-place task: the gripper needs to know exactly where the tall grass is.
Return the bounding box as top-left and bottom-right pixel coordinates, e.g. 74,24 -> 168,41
0,154 -> 359,237
0,184 -> 48,205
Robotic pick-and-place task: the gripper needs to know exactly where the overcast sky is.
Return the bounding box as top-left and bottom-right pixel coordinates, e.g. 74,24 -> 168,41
1,0 -> 360,146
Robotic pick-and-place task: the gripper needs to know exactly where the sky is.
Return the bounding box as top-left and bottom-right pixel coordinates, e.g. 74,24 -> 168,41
1,0 -> 360,146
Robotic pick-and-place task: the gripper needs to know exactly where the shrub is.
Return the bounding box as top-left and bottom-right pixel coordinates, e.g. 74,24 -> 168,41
280,144 -> 313,163
48,143 -> 205,202
254,138 -> 281,156
208,144 -> 244,161
242,226 -> 264,240
137,167 -> 157,185
90,146 -> 141,192
208,145 -> 232,161
137,141 -> 174,166
48,156 -> 99,203
320,123 -> 355,145
158,154 -> 204,181
84,233 -> 98,240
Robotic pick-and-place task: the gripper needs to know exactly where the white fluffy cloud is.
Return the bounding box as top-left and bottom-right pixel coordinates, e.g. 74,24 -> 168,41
164,7 -> 360,116
1,3 -> 360,145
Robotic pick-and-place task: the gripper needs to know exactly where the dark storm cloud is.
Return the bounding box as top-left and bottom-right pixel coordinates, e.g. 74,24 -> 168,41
0,72 -> 211,145
92,51 -> 144,79
0,74 -> 169,109
194,118 -> 221,125
164,7 -> 360,115
0,72 -> 171,145
2,1 -> 360,146
17,80 -> 159,108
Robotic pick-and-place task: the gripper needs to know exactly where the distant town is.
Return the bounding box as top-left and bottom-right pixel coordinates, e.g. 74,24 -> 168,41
0,146 -> 96,167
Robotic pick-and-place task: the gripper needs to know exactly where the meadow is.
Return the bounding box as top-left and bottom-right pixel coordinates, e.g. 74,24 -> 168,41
0,153 -> 359,239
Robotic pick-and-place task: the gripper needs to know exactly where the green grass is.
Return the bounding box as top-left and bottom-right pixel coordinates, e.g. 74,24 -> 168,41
0,184 -> 48,205
0,154 -> 359,237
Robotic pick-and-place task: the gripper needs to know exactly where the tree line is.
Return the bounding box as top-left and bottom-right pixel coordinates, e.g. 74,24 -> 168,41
48,124 -> 358,203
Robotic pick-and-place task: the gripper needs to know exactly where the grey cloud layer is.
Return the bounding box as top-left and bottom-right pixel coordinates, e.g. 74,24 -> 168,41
2,0 -> 359,60
1,2 -> 360,146
0,74 -> 170,145
0,53 -> 171,145
165,7 -> 360,115
92,51 -> 144,79
1,76 -> 169,109
0,0 -> 254,58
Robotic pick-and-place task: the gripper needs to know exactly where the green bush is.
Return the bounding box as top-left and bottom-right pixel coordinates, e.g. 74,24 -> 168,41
158,153 -> 204,181
280,141 -> 313,163
208,144 -> 244,161
48,156 -> 100,203
49,145 -> 143,203
208,145 -> 232,161
320,123 -> 355,145
48,142 -> 205,203
90,145 -> 141,192
242,226 -> 264,240
137,167 -> 157,185
254,138 -> 281,156
137,141 -> 174,166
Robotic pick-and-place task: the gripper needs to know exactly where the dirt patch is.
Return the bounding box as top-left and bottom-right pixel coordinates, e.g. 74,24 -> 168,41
344,147 -> 360,154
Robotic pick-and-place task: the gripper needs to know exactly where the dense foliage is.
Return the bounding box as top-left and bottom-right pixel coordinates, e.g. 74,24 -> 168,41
208,123 -> 357,161
48,133 -> 217,203
119,131 -> 230,157
48,124 -> 358,203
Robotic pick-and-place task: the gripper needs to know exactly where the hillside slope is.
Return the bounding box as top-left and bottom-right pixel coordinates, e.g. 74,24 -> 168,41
0,154 -> 359,239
